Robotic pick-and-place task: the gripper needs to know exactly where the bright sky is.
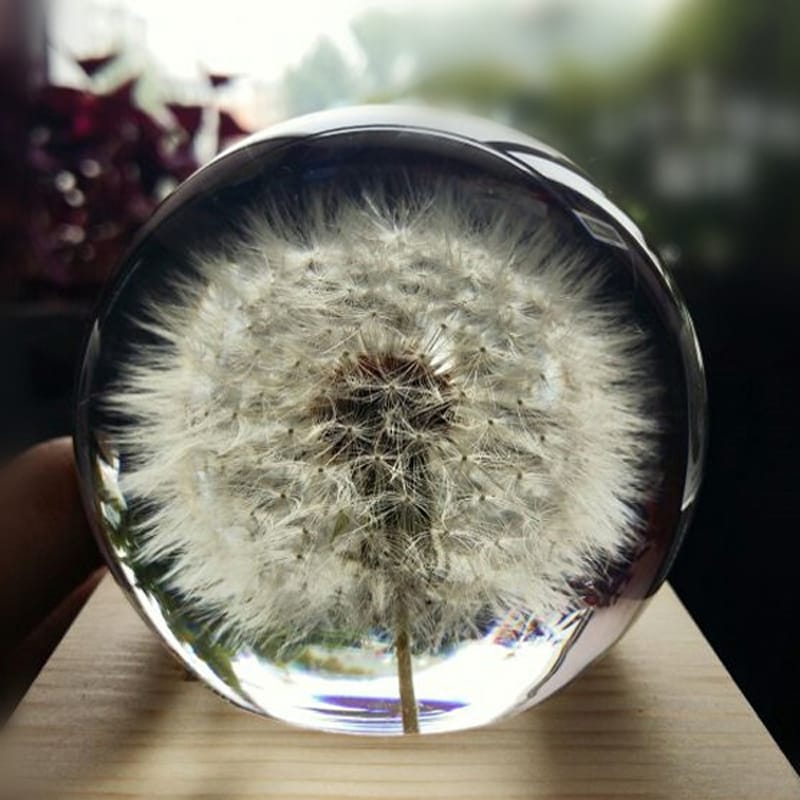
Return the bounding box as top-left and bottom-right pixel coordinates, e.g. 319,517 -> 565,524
122,0 -> 417,79
54,0 -> 682,84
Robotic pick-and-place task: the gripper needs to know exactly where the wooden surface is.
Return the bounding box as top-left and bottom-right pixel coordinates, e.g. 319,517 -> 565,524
3,577 -> 798,799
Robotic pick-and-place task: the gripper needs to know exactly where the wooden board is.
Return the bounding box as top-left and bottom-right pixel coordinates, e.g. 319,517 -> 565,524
3,577 -> 798,799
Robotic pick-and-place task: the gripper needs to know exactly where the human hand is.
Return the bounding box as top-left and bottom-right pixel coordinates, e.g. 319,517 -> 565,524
0,438 -> 105,719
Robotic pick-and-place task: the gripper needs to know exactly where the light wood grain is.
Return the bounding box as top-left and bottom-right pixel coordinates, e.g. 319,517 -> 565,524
3,577 -> 797,799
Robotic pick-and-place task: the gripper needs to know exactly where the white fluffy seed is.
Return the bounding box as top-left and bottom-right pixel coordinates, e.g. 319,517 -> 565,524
108,180 -> 659,652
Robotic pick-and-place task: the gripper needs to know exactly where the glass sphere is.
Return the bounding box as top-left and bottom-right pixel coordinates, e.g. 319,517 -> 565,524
74,106 -> 706,735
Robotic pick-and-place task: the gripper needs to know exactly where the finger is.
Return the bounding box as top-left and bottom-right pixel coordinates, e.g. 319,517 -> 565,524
0,567 -> 105,719
0,437 -> 103,653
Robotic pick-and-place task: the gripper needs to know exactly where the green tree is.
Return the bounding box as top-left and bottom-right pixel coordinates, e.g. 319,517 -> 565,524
283,37 -> 357,116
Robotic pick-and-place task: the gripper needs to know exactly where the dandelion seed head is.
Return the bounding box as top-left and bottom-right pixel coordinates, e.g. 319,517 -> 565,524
109,179 -> 659,651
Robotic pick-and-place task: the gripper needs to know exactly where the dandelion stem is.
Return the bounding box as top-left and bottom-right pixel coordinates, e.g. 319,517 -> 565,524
395,597 -> 419,734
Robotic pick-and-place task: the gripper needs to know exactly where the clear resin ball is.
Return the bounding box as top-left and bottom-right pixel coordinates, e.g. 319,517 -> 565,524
74,106 -> 706,735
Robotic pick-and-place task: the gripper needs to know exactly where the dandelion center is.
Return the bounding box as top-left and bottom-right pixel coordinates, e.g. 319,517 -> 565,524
313,351 -> 455,535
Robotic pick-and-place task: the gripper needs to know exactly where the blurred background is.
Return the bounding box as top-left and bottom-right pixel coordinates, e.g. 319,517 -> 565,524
1,0 -> 798,768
